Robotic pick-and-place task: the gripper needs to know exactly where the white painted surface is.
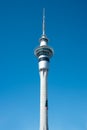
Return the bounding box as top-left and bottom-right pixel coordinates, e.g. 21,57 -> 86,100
40,40 -> 47,46
39,70 -> 48,130
39,55 -> 49,58
39,60 -> 49,70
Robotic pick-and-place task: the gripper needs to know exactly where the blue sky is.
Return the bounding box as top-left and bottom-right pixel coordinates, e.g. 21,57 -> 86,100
0,0 -> 87,130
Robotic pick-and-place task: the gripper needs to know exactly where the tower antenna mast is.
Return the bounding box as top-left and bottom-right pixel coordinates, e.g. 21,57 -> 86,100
42,8 -> 45,35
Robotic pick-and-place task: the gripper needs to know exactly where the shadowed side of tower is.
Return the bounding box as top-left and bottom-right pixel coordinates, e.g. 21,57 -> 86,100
34,9 -> 53,130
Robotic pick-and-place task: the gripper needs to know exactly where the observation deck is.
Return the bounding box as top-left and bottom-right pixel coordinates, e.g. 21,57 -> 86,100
34,45 -> 53,59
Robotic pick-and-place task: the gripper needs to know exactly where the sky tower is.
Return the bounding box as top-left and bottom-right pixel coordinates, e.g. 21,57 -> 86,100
34,9 -> 54,130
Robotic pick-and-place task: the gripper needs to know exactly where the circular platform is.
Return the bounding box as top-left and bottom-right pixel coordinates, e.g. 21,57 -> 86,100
34,45 -> 53,58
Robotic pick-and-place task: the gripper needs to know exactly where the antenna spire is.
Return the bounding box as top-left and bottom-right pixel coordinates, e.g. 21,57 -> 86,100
40,8 -> 48,43
42,8 -> 45,35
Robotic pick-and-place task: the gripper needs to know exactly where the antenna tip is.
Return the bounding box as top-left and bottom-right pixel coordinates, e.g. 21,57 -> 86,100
43,8 -> 45,17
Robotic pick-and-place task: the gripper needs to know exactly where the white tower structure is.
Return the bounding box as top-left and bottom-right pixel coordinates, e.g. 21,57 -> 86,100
34,9 -> 53,130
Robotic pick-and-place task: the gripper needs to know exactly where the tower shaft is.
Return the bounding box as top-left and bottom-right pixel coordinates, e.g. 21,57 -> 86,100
40,69 -> 48,130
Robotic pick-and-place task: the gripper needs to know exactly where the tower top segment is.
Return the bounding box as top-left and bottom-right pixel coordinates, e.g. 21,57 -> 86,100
40,8 -> 48,43
35,9 -> 53,58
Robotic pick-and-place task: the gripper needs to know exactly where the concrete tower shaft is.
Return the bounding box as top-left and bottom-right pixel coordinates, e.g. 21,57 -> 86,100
39,69 -> 48,130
